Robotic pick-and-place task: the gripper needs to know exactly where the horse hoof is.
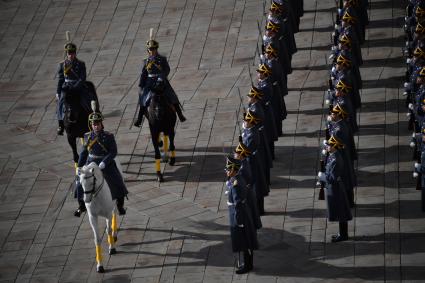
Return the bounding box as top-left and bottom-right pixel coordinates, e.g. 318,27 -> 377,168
169,157 -> 175,166
109,248 -> 117,255
97,266 -> 105,273
157,173 -> 164,182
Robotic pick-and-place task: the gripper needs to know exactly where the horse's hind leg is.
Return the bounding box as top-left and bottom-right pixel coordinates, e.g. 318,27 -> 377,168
151,132 -> 164,182
88,214 -> 105,273
169,131 -> 176,166
106,213 -> 116,255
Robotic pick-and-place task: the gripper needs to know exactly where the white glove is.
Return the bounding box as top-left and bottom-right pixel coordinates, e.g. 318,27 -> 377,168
322,140 -> 327,146
99,162 -> 106,170
318,172 -> 326,182
238,224 -> 244,228
322,149 -> 327,156
410,141 -> 416,148
408,103 -> 414,110
325,99 -> 330,105
406,112 -> 411,118
55,93 -> 59,100
404,82 -> 411,89
415,162 -> 421,169
406,58 -> 411,64
413,172 -> 419,178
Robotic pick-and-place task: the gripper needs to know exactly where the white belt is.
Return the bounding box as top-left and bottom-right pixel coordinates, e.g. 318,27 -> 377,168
65,79 -> 77,83
89,154 -> 105,159
148,74 -> 159,78
227,201 -> 235,206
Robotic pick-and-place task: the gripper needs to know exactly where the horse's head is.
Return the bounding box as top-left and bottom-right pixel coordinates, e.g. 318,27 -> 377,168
148,78 -> 167,120
79,162 -> 104,203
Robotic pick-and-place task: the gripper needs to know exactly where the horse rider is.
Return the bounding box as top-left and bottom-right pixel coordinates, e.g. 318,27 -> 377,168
134,38 -> 186,127
77,111 -> 128,216
56,41 -> 87,135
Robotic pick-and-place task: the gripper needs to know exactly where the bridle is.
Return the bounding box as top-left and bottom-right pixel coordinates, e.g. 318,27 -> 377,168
83,172 -> 105,203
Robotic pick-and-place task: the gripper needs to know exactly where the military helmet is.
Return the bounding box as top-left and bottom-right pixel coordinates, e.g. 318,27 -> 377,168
339,34 -> 352,48
244,108 -> 262,125
419,66 -> 425,77
265,43 -> 278,58
414,46 -> 425,59
327,135 -> 344,149
257,63 -> 272,77
64,42 -> 77,54
416,5 -> 425,18
416,22 -> 425,34
336,53 -> 352,68
146,39 -> 159,50
235,141 -> 252,158
88,112 -> 103,123
225,156 -> 241,171
331,103 -> 349,119
247,85 -> 264,100
335,78 -> 353,94
266,20 -> 280,33
342,10 -> 357,24
270,1 -> 283,14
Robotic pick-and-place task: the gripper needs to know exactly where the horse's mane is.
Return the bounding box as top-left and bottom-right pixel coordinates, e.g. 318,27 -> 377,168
82,162 -> 101,177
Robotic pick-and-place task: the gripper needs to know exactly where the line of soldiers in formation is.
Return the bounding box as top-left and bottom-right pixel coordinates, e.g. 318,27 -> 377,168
403,0 -> 425,211
224,0 -> 369,274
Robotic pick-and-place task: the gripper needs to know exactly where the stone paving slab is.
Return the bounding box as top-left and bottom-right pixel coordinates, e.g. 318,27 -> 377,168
0,0 -> 424,282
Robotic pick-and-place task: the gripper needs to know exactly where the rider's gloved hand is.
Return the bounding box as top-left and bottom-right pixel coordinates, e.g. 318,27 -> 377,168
55,93 -> 59,100
99,162 -> 106,170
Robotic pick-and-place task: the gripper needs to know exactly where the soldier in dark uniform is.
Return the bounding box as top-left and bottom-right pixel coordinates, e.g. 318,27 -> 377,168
318,135 -> 353,242
233,141 -> 263,229
134,38 -> 186,127
56,42 -> 87,135
263,21 -> 292,75
225,156 -> 258,274
77,111 -> 128,215
413,124 -> 425,211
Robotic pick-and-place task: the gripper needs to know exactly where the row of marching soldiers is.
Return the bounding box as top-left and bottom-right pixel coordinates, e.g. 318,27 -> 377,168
223,0 -> 303,275
404,0 -> 425,211
317,0 -> 369,243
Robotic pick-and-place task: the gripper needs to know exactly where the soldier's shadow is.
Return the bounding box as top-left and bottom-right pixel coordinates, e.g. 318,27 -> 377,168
110,221 -> 424,280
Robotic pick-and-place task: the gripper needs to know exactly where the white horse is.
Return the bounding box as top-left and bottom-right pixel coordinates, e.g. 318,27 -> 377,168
79,162 -> 118,273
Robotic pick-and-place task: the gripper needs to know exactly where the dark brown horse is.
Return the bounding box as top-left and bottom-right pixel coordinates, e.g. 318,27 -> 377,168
146,79 -> 177,182
63,81 -> 99,164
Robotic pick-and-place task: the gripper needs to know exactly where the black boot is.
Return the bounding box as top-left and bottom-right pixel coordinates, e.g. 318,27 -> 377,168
74,200 -> 86,217
57,120 -> 64,136
134,106 -> 145,127
116,197 -> 126,215
174,103 -> 186,122
236,251 -> 251,274
332,221 -> 348,242
247,250 -> 253,271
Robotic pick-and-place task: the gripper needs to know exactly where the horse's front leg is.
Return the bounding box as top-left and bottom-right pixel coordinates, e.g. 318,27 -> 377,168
67,134 -> 79,164
88,214 -> 104,273
151,131 -> 164,182
106,212 -> 117,255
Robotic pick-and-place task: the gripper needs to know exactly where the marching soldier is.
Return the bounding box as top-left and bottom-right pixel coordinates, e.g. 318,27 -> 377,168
134,31 -> 186,127
77,111 -> 128,216
56,37 -> 87,135
318,136 -> 353,242
225,156 -> 258,274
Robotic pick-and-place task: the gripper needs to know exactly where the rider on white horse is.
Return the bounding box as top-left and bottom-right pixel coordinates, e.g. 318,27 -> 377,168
76,111 -> 128,215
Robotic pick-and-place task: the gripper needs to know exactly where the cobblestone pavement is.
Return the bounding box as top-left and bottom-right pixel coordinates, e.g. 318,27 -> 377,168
0,0 -> 424,282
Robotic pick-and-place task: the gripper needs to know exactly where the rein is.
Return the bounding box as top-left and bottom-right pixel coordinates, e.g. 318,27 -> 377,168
83,173 -> 105,202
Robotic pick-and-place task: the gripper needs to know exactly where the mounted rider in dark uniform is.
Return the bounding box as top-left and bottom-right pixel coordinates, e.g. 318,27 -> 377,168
134,31 -> 186,127
76,111 -> 128,217
56,34 -> 88,135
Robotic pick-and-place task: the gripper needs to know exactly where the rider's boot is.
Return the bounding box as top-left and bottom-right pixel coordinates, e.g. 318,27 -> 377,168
174,103 -> 186,122
134,106 -> 145,127
57,120 -> 64,136
74,199 -> 86,217
116,197 -> 126,215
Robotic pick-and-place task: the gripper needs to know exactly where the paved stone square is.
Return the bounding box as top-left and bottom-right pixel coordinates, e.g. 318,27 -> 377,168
0,0 -> 424,282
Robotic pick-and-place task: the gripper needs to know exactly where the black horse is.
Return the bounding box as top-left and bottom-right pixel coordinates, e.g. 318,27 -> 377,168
63,81 -> 99,164
146,80 -> 177,182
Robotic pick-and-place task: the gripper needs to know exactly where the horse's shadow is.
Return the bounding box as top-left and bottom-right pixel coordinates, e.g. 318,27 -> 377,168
105,221 -> 425,280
